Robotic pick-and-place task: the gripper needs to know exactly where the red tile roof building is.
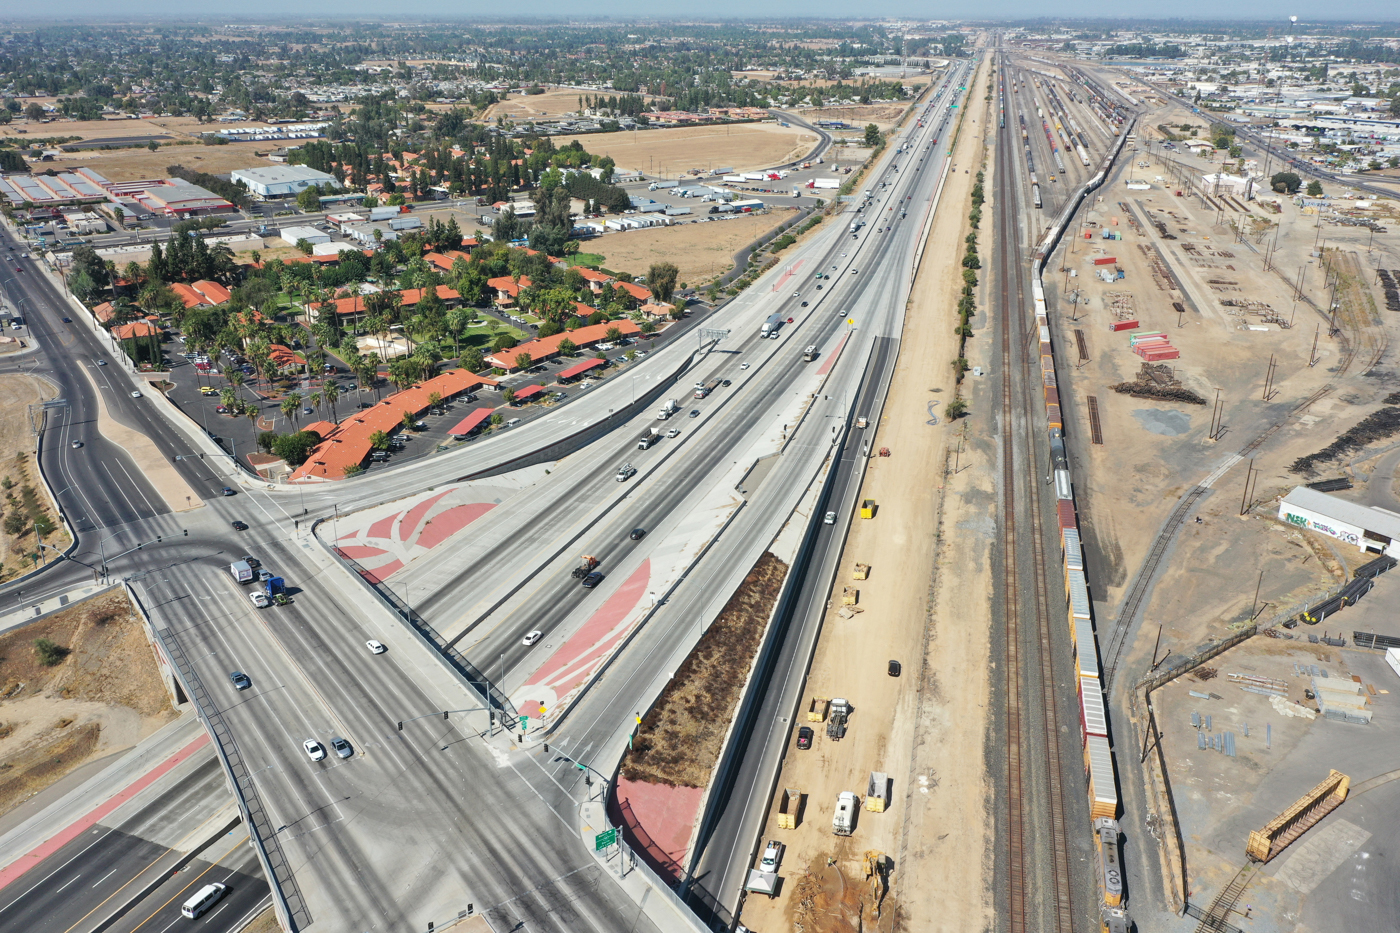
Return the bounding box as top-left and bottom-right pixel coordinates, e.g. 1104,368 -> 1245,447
483,319 -> 640,371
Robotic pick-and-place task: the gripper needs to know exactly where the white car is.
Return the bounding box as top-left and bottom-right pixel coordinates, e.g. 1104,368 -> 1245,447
740,362 -> 751,370
666,428 -> 680,438
366,640 -> 386,654
250,591 -> 270,608
824,511 -> 836,525
523,630 -> 542,646
303,739 -> 327,761
130,390 -> 142,398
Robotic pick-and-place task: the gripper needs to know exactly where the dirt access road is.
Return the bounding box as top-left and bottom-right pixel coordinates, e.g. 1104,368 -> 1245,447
736,57 -> 995,933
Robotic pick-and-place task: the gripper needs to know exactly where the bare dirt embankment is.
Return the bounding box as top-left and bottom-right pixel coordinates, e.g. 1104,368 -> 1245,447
0,591 -> 176,816
596,208 -> 798,286
0,375 -> 69,581
553,123 -> 815,175
622,552 -> 788,787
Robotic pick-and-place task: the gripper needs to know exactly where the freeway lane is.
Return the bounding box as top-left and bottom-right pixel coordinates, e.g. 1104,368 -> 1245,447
0,753 -> 251,933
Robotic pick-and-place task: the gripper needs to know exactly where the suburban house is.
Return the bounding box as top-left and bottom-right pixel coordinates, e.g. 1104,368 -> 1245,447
486,275 -> 533,307
169,279 -> 232,309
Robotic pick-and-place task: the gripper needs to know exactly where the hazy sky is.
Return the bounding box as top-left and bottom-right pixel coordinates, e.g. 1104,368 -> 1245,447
5,2 -> 1399,22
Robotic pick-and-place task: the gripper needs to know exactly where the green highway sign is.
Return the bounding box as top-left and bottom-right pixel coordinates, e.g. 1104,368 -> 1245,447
595,828 -> 617,850
519,715 -> 529,730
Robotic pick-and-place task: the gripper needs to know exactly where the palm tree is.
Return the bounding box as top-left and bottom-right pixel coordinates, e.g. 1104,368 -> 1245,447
323,381 -> 340,422
281,392 -> 301,429
308,390 -> 323,419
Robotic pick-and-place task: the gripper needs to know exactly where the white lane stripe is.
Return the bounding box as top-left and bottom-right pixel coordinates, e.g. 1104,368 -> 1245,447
54,873 -> 82,893
92,867 -> 119,887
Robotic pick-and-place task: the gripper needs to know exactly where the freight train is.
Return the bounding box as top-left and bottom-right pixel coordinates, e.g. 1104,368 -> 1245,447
1022,73 -> 1141,933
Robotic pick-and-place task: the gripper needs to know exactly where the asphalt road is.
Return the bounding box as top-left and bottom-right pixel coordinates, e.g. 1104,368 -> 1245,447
0,752 -> 261,933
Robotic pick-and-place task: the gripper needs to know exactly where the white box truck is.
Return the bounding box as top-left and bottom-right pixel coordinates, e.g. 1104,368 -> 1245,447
832,791 -> 857,836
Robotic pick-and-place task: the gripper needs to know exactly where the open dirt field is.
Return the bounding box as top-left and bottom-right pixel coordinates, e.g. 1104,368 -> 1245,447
552,123 -> 816,176
802,102 -> 912,133
593,208 -> 797,285
0,590 -> 176,816
16,141 -> 275,184
0,375 -> 70,580
483,88 -> 664,123
622,551 -> 787,787
736,59 -> 994,933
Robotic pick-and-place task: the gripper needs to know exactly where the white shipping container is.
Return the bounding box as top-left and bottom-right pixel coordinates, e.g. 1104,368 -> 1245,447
1074,618 -> 1100,679
1386,647 -> 1400,680
1079,676 -> 1108,738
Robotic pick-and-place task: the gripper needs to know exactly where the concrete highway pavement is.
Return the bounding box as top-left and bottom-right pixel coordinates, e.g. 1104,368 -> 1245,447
142,526 -> 664,933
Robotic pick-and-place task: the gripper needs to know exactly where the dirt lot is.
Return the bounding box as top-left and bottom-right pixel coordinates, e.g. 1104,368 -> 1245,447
622,552 -> 788,787
0,590 -> 176,817
19,141 -> 274,184
0,375 -> 70,581
552,123 -> 816,176
483,88 -> 665,123
593,208 -> 797,286
802,103 -> 911,134
736,59 -> 993,933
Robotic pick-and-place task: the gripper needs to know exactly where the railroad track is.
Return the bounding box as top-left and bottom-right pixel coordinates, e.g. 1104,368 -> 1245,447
994,55 -> 1075,933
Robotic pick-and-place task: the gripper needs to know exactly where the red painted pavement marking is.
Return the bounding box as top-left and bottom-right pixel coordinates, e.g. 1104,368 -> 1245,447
335,545 -> 388,561
770,257 -> 807,293
0,733 -> 211,892
817,330 -> 850,376
367,514 -> 398,540
358,560 -> 403,585
413,502 -> 496,551
614,777 -> 704,882
536,628 -> 630,696
397,490 -> 453,543
337,529 -> 360,540
527,561 -> 650,688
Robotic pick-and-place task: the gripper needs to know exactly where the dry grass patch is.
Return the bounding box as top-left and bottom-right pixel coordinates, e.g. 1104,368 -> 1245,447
0,375 -> 69,581
598,208 -> 798,285
0,590 -> 176,816
621,551 -> 788,788
553,123 -> 815,175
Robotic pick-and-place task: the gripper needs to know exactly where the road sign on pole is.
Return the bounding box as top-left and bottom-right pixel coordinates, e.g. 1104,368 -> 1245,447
519,715 -> 529,731
595,828 -> 617,850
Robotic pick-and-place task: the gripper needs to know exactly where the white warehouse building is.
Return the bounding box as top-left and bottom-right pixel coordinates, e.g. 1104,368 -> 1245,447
230,165 -> 342,198
1278,486 -> 1400,558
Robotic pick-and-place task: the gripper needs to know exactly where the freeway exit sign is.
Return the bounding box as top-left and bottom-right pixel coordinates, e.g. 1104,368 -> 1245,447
595,828 -> 617,850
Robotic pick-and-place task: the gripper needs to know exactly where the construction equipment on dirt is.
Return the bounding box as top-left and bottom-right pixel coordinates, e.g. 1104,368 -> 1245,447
852,563 -> 870,580
827,698 -> 851,740
571,555 -> 599,578
864,851 -> 889,918
860,498 -> 876,519
1246,769 -> 1349,863
777,788 -> 802,829
807,697 -> 829,722
865,772 -> 889,812
841,586 -> 859,606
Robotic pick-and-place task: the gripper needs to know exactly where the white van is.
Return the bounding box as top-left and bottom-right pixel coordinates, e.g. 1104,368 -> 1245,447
181,883 -> 227,918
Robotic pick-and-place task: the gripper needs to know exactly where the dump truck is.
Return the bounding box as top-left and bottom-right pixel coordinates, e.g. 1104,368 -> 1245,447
571,555 -> 600,578
807,697 -> 829,722
860,499 -> 876,519
229,560 -> 255,584
828,698 -> 851,740
637,427 -> 660,449
777,788 -> 801,829
866,772 -> 889,812
833,791 -> 858,836
852,563 -> 870,580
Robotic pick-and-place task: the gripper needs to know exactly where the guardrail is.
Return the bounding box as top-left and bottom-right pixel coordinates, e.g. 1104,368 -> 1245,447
135,584 -> 307,932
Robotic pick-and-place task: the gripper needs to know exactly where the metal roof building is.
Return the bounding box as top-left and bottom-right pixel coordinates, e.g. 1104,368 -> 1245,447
229,165 -> 342,198
1279,486 -> 1400,558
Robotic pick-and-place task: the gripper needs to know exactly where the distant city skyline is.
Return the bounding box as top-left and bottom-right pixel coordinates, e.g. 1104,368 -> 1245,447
3,6 -> 1400,23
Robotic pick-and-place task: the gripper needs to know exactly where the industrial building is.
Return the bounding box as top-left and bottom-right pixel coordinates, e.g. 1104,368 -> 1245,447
280,225 -> 330,247
230,165 -> 342,198
1278,486 -> 1400,558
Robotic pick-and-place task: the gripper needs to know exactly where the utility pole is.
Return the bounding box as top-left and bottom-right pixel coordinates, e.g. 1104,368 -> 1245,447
1309,323 -> 1321,367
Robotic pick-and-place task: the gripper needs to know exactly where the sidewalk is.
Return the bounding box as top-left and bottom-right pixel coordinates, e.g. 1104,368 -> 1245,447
0,583 -> 117,637
0,714 -> 210,889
